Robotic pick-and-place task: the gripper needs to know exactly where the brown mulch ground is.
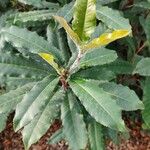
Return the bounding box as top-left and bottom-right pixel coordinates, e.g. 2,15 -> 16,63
0,114 -> 150,150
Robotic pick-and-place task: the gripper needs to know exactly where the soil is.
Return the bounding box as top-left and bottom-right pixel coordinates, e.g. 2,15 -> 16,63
0,114 -> 150,150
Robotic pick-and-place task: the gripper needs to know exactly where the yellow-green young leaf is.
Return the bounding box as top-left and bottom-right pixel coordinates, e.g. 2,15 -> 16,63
81,30 -> 130,52
53,15 -> 81,46
72,0 -> 96,42
38,53 -> 59,73
39,53 -> 54,64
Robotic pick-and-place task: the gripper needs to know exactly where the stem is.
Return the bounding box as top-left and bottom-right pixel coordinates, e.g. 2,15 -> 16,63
69,50 -> 83,74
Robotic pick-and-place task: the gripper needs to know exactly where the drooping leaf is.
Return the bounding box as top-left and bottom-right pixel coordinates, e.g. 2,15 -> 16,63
142,77 -> 150,128
69,79 -> 126,131
48,129 -> 64,144
96,6 -> 131,31
53,15 -> 81,46
18,0 -> 59,9
22,89 -> 64,149
80,47 -> 118,67
61,90 -> 88,150
0,82 -> 36,114
14,76 -> 59,131
88,121 -> 105,150
72,0 -> 96,41
134,58 -> 150,76
0,26 -> 63,64
100,82 -> 144,111
0,113 -> 8,132
81,30 -> 130,51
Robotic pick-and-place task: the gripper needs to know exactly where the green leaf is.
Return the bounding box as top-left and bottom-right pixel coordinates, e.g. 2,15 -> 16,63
0,26 -> 63,64
134,58 -> 150,76
53,15 -> 81,46
57,1 -> 74,22
88,121 -> 105,150
97,0 -> 119,5
69,79 -> 126,131
0,82 -> 36,114
102,59 -> 135,75
47,27 -> 70,65
7,10 -> 57,27
73,67 -> 115,81
142,77 -> 150,128
143,16 -> 150,45
14,76 -> 59,131
134,2 -> 150,9
22,88 -> 64,150
48,129 -> 64,144
0,52 -> 53,78
67,36 -> 79,68
100,82 -> 144,111
72,0 -> 96,41
0,113 -> 7,132
91,22 -> 108,40
5,76 -> 40,90
80,47 -> 118,67
81,30 -> 130,51
18,0 -> 59,9
96,6 -> 131,31
61,90 -> 88,150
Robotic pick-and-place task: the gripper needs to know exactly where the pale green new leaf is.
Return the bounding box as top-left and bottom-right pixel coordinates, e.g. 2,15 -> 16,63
0,82 -> 36,114
61,91 -> 88,150
96,6 -> 131,31
72,0 -> 96,41
142,78 -> 150,128
0,26 -> 63,63
100,82 -> 144,111
69,79 -> 126,131
0,113 -> 7,132
14,76 -> 59,131
22,89 -> 64,150
80,47 -> 118,67
48,129 -> 64,144
88,121 -> 105,150
134,58 -> 150,76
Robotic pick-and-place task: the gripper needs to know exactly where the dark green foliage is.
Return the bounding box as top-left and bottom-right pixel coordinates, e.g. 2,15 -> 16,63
0,0 -> 149,150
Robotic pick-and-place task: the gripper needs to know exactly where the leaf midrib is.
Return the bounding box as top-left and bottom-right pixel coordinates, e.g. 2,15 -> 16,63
73,81 -> 118,125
